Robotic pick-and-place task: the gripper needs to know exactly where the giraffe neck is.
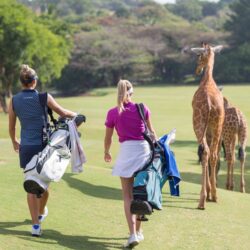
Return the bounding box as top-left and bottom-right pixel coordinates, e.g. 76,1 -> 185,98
201,55 -> 215,85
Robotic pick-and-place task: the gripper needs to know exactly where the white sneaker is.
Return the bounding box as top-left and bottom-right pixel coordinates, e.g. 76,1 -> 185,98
123,233 -> 139,248
137,231 -> 144,242
31,224 -> 42,237
39,206 -> 48,223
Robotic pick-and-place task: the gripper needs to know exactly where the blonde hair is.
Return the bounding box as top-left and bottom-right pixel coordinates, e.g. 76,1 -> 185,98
117,79 -> 133,113
19,64 -> 37,85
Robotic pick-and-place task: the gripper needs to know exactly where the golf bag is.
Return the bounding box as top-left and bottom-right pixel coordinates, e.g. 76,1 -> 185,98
23,93 -> 85,197
130,104 -> 180,218
131,138 -> 164,215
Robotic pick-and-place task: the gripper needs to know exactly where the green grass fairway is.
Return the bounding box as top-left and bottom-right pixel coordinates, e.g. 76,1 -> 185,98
0,85 -> 250,250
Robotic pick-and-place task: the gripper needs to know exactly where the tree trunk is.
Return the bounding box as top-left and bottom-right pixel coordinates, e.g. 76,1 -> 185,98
0,92 -> 8,113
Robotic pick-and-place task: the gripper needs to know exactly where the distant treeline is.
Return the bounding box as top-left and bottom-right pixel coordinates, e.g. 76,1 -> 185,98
0,0 -> 249,106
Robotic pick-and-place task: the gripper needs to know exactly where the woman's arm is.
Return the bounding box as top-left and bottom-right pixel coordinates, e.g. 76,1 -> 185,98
104,127 -> 114,162
8,98 -> 20,152
47,94 -> 77,118
146,117 -> 157,141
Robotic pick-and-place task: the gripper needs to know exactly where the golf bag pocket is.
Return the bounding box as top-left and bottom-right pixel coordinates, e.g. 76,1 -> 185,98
133,167 -> 162,211
23,129 -> 71,197
38,145 -> 71,182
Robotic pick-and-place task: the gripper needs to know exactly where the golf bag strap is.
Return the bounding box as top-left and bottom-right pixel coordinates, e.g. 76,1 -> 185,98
38,92 -> 57,127
39,92 -> 48,123
136,103 -> 149,134
39,92 -> 49,145
134,103 -> 155,175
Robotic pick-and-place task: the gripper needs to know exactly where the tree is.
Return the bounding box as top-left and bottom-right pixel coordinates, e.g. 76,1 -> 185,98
0,0 -> 33,112
53,28 -> 155,95
225,0 -> 250,45
135,3 -> 167,25
0,0 -> 72,112
215,0 -> 250,83
201,2 -> 218,17
167,0 -> 203,22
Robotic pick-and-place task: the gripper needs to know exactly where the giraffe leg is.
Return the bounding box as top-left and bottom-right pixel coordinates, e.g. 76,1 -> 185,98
206,161 -> 211,201
226,150 -> 234,191
237,110 -> 248,192
226,157 -> 233,190
229,136 -> 236,190
198,142 -> 210,209
209,133 -> 223,202
209,151 -> 218,202
239,146 -> 246,193
229,156 -> 234,191
223,138 -> 233,191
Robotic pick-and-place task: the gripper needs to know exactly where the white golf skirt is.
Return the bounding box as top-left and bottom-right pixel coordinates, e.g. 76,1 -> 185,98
112,140 -> 151,178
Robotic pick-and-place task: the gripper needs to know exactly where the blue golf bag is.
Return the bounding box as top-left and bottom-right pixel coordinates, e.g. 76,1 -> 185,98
130,104 -> 181,219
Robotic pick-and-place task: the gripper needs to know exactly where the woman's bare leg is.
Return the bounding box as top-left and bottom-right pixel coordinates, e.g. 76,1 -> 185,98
27,193 -> 39,224
39,189 -> 49,215
120,177 -> 141,235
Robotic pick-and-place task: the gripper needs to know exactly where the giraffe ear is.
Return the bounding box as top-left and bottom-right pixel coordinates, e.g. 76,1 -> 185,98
190,48 -> 205,55
212,45 -> 223,53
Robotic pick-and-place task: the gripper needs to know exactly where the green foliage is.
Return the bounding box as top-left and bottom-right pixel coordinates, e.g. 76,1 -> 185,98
50,0 -> 217,95
29,24 -> 71,85
115,5 -> 131,18
216,0 -> 250,83
53,29 -> 155,94
216,43 -> 250,83
201,2 -> 218,17
0,0 -> 72,99
0,1 -> 34,95
167,0 -> 203,22
135,3 -> 167,25
14,0 -> 248,95
225,0 -> 250,45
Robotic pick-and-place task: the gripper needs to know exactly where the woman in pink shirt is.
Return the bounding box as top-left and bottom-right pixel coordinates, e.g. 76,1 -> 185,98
104,79 -> 156,248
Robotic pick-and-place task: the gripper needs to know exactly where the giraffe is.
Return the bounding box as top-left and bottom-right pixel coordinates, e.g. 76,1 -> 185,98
222,97 -> 247,192
191,43 -> 225,209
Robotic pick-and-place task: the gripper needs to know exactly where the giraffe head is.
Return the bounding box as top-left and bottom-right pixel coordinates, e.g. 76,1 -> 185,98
191,43 -> 223,75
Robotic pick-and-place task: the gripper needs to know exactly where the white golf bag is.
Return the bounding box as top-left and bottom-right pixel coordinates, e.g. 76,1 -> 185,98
23,115 -> 85,198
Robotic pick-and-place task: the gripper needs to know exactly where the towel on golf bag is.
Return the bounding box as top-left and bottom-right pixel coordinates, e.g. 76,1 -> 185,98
68,120 -> 86,173
159,134 -> 181,196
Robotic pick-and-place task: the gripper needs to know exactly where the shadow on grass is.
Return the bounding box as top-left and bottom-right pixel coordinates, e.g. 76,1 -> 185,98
0,221 -> 124,249
63,173 -> 122,201
163,197 -> 198,202
174,139 -> 250,194
40,230 -> 125,250
180,172 -> 250,194
161,190 -> 199,210
174,140 -> 198,148
0,220 -> 32,238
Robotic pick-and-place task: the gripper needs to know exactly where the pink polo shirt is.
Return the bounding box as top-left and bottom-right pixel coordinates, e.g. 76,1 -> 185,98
105,102 -> 151,143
